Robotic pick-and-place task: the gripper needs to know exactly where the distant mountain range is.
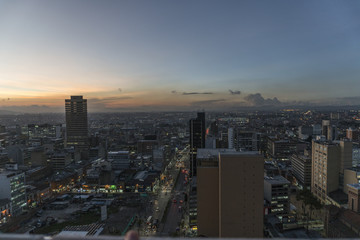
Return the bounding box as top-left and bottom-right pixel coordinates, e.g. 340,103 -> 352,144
1,104 -> 360,114
0,109 -> 18,115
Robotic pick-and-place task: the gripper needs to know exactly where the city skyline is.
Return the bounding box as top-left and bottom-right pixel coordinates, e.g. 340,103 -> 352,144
1,0 -> 360,113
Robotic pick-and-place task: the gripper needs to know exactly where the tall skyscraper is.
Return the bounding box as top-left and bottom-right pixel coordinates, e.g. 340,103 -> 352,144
197,151 -> 264,237
65,96 -> 89,157
189,112 -> 205,177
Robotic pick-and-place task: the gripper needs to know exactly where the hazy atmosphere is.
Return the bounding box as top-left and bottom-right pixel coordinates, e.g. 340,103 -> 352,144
1,0 -> 360,112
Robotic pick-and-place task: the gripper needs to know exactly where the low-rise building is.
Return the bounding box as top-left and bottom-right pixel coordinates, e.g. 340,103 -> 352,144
264,176 -> 290,215
108,151 -> 130,170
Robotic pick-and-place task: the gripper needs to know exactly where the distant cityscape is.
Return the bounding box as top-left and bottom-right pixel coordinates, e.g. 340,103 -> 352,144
0,95 -> 360,238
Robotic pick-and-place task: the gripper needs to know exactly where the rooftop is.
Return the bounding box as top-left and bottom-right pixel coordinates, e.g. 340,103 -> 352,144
0,236 -> 341,240
348,183 -> 360,190
264,175 -> 290,185
108,151 -> 129,154
197,148 -> 235,159
197,148 -> 260,159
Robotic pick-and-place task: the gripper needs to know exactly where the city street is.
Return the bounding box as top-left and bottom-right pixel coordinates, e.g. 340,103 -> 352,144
161,171 -> 186,235
137,147 -> 188,237
137,149 -> 187,236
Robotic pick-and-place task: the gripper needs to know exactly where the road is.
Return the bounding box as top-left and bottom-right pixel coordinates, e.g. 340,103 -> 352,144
161,170 -> 186,235
137,156 -> 180,236
134,146 -> 189,236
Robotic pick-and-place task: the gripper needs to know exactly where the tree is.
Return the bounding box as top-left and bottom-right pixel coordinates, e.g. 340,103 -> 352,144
296,188 -> 322,232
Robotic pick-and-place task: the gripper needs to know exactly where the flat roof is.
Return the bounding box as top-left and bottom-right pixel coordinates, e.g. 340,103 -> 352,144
197,148 -> 260,159
197,148 -> 236,159
348,183 -> 360,190
134,170 -> 147,180
57,231 -> 88,237
108,151 -> 129,154
0,170 -> 23,177
264,175 -> 290,185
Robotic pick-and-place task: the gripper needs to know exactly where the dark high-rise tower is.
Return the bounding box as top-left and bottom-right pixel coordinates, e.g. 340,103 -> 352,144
65,96 -> 88,155
189,112 -> 206,176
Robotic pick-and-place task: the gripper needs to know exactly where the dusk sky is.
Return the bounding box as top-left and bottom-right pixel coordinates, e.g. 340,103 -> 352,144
1,0 -> 360,112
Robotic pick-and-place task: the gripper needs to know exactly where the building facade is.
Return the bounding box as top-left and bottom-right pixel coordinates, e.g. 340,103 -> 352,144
291,154 -> 312,187
311,140 -> 352,203
189,112 -> 205,177
197,151 -> 264,238
0,171 -> 26,216
264,176 -> 290,215
65,96 -> 88,155
108,151 -> 130,170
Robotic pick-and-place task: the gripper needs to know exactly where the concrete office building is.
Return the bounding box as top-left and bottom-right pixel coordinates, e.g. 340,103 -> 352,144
228,128 -> 234,149
137,140 -> 159,156
193,148 -> 236,232
344,167 -> 360,194
298,126 -> 313,140
197,151 -> 264,238
65,96 -> 88,157
0,170 -> 26,216
321,120 -> 338,141
267,137 -> 304,161
28,124 -> 61,139
347,128 -> 359,141
107,151 -> 130,170
237,130 -> 260,152
322,120 -> 331,138
348,183 -> 360,213
291,153 -> 312,187
51,152 -> 72,171
189,112 -> 205,176
311,140 -> 352,203
264,176 -> 290,215
313,124 -> 322,136
328,126 -> 338,141
353,143 -> 360,167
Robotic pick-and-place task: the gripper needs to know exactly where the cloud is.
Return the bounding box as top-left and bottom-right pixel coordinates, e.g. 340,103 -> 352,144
88,96 -> 133,103
171,90 -> 214,95
182,92 -> 213,95
244,93 -> 281,106
191,99 -> 226,106
229,90 -> 241,95
87,96 -> 134,110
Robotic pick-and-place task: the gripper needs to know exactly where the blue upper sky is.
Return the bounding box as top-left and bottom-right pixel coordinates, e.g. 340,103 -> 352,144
0,0 -> 360,112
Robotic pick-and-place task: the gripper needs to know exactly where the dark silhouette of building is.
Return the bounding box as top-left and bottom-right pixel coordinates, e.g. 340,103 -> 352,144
65,96 -> 89,159
189,112 -> 205,177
